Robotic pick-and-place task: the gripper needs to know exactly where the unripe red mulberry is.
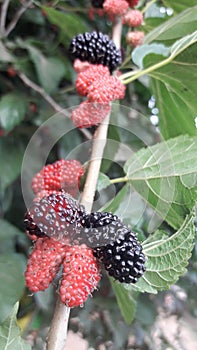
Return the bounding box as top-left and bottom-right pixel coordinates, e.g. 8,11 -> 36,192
31,159 -> 84,197
123,10 -> 143,27
71,101 -> 111,128
126,31 -> 145,47
103,0 -> 129,17
76,64 -> 110,96
25,237 -> 67,292
87,76 -> 126,103
59,245 -> 101,307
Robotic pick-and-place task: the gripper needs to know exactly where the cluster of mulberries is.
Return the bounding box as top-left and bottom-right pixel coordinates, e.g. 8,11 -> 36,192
69,31 -> 126,128
89,0 -> 144,48
24,1 -> 147,309
24,190 -> 146,307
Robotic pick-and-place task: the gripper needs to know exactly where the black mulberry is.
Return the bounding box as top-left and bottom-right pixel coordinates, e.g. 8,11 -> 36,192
69,31 -> 122,72
78,212 -> 128,247
93,229 -> 146,283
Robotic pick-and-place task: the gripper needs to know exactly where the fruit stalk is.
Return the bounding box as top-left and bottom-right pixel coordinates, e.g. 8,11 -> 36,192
46,16 -> 123,350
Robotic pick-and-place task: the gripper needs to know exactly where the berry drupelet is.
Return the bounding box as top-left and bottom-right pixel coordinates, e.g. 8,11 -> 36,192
69,31 -> 122,72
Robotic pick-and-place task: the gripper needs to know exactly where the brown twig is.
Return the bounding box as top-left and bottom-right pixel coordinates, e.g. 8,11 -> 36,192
46,16 -> 123,350
18,71 -> 92,140
18,72 -> 70,116
4,0 -> 33,37
0,0 -> 10,34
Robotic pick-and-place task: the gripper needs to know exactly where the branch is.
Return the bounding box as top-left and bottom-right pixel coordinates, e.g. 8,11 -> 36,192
0,0 -> 10,34
18,72 -> 67,114
18,71 -> 92,140
46,17 -> 123,350
4,0 -> 33,37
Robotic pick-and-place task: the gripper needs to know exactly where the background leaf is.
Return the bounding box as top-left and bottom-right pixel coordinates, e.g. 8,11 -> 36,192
145,6 -> 197,45
0,220 -> 25,253
0,93 -> 28,132
130,214 -> 195,293
111,279 -> 137,324
0,303 -> 31,350
162,0 -> 197,14
0,42 -> 14,62
149,42 -> 197,138
100,185 -> 128,213
0,254 -> 25,323
27,46 -> 66,94
0,138 -> 25,191
42,7 -> 88,45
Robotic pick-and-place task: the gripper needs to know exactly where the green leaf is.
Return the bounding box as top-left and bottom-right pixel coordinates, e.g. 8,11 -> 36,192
149,41 -> 197,138
162,0 -> 197,14
124,135 -> 197,229
101,122 -> 121,174
0,303 -> 31,350
0,42 -> 14,62
0,138 -> 25,191
111,279 -> 137,324
115,191 -> 146,227
97,173 -> 111,192
42,7 -> 88,45
145,6 -> 197,45
0,220 -> 24,253
27,46 -> 65,94
100,185 -> 128,213
131,213 -> 195,293
0,254 -> 25,323
0,93 -> 27,131
132,43 -> 169,69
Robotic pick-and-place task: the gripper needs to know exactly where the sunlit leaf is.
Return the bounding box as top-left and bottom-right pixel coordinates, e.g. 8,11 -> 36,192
129,213 -> 195,293
124,135 -> 197,229
0,303 -> 31,350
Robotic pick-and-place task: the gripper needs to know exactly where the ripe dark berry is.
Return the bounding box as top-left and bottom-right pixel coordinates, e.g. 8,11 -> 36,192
24,193 -> 85,242
91,0 -> 105,8
93,229 -> 146,283
25,237 -> 67,292
78,212 -> 128,248
69,31 -> 122,72
59,245 -> 101,307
